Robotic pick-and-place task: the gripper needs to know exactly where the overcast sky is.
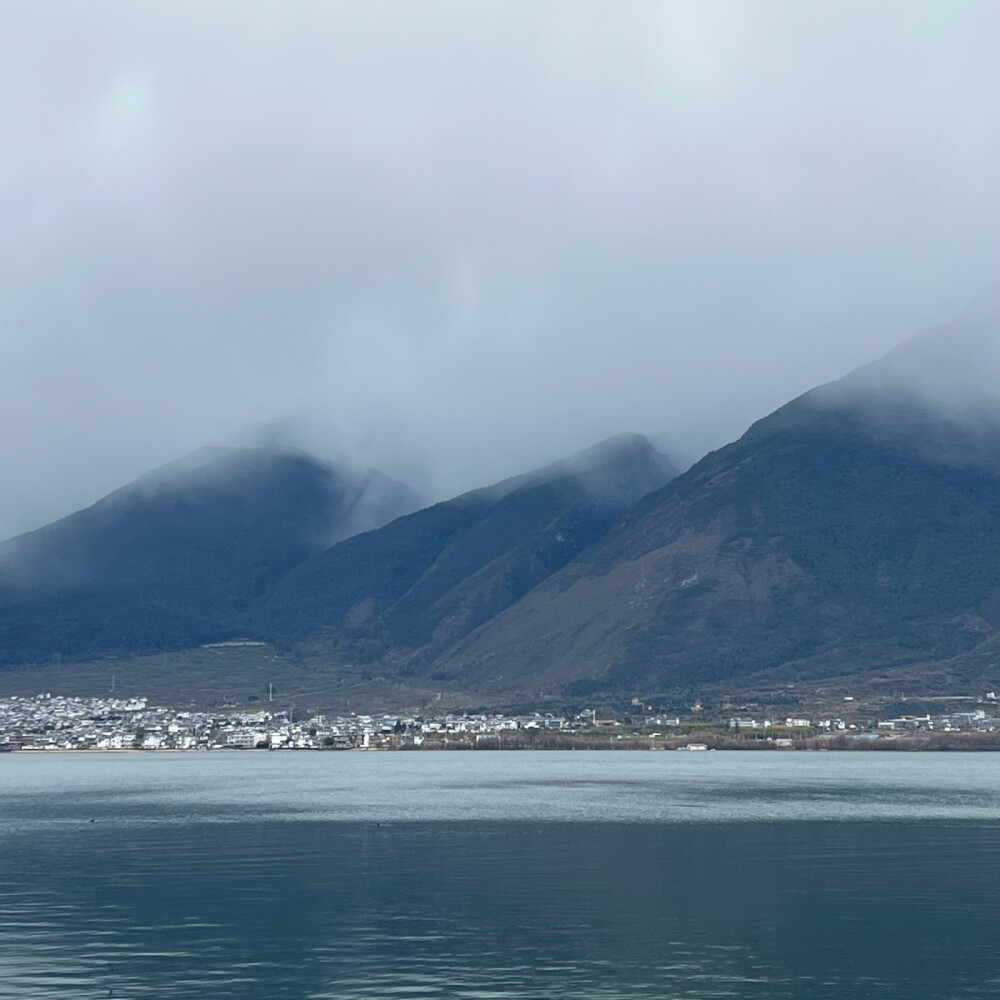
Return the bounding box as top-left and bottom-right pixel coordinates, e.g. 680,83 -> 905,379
2,0 -> 999,538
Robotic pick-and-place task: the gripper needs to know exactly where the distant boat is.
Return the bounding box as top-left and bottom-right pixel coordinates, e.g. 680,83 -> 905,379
679,742 -> 709,751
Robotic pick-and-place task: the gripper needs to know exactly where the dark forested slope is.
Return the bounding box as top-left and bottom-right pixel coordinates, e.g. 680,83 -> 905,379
0,445 -> 422,664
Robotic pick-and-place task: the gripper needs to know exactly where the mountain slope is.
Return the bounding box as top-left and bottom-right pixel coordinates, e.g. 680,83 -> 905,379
251,434 -> 678,670
0,445 -> 422,665
438,312 -> 1000,700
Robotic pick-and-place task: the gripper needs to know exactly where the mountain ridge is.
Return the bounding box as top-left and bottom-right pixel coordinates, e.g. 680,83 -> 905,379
435,317 -> 1000,701
2,311 -> 999,710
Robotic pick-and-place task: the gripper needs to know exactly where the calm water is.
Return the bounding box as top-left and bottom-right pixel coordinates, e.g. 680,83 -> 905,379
1,751 -> 999,998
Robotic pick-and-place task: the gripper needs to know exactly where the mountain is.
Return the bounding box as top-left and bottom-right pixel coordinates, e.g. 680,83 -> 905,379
0,445 -> 422,665
4,306 -> 998,710
436,310 -> 1000,702
250,434 -> 678,672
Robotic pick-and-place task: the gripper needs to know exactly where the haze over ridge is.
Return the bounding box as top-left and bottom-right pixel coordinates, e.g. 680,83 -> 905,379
2,1 -> 999,538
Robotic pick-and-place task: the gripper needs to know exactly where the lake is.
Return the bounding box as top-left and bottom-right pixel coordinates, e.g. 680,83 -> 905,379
2,751 -> 999,998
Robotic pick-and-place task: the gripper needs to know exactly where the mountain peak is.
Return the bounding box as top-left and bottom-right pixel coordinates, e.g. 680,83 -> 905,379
744,305 -> 1000,471
0,441 -> 424,667
550,433 -> 679,508
479,433 -> 678,507
840,307 -> 1000,409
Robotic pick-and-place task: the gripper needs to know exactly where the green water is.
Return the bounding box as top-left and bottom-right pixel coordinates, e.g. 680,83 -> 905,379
1,751 -> 999,998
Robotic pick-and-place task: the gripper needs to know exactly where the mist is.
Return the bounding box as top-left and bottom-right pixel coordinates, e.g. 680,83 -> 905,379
2,1 -> 999,539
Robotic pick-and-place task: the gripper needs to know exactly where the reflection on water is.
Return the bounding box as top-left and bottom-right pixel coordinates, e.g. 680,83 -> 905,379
1,752 -> 1000,998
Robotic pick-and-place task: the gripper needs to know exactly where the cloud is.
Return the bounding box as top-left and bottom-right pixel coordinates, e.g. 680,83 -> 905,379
1,0 -> 999,536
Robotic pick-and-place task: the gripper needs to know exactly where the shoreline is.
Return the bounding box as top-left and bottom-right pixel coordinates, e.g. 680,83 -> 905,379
7,741 -> 1000,754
